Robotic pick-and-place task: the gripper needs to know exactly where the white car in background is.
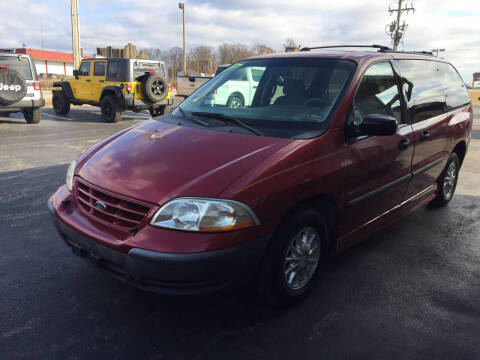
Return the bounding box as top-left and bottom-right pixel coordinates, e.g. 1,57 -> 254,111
206,66 -> 265,108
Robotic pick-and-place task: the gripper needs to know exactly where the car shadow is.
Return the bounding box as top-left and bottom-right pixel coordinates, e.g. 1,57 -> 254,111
41,107 -> 151,124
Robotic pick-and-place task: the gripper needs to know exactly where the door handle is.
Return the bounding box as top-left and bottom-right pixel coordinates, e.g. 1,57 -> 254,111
420,130 -> 430,140
86,79 -> 91,82
99,80 -> 105,83
398,138 -> 410,150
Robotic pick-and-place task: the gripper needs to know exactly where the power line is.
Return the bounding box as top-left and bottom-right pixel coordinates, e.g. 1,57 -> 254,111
386,0 -> 415,50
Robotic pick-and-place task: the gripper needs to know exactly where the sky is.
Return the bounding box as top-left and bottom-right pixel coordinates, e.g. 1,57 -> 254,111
0,0 -> 478,82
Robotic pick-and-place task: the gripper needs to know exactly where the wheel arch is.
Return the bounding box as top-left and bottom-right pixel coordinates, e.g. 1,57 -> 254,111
52,82 -> 74,100
276,194 -> 338,254
228,91 -> 245,103
100,86 -> 123,102
452,140 -> 467,167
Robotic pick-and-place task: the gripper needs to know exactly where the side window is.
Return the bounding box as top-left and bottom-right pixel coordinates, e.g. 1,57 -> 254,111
78,62 -> 91,76
395,60 -> 446,123
93,62 -> 106,77
439,63 -> 470,110
351,61 -> 402,127
107,61 -> 122,81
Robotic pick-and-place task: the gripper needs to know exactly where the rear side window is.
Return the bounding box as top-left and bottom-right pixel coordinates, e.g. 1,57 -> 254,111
395,60 -> 446,123
107,61 -> 122,81
78,62 -> 91,76
133,62 -> 166,80
439,63 -> 470,110
352,61 -> 402,126
0,56 -> 33,80
93,62 -> 106,76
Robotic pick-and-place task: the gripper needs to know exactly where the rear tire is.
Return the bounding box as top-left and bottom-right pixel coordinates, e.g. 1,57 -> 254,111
430,152 -> 460,207
149,105 -> 169,118
52,90 -> 71,115
256,207 -> 329,306
23,108 -> 41,124
101,95 -> 122,123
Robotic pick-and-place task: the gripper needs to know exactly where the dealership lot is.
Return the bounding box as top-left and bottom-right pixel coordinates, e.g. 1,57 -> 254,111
1,106 -> 480,359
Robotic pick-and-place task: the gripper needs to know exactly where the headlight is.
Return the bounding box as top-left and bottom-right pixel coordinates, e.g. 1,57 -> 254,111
150,198 -> 259,232
66,160 -> 77,192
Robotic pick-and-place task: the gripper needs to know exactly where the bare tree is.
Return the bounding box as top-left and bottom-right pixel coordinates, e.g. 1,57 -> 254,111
252,44 -> 276,56
189,46 -> 216,75
283,38 -> 299,51
168,46 -> 184,79
218,43 -> 254,64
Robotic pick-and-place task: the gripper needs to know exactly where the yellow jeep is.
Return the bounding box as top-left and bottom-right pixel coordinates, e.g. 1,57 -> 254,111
52,58 -> 172,122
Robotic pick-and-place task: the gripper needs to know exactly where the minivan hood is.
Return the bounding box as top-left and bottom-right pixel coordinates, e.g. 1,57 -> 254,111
77,120 -> 291,204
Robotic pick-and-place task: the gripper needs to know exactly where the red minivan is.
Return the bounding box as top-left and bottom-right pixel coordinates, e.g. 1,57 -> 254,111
49,46 -> 473,304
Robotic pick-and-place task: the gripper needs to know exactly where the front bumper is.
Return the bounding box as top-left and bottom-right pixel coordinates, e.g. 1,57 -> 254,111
1,98 -> 45,112
48,199 -> 269,295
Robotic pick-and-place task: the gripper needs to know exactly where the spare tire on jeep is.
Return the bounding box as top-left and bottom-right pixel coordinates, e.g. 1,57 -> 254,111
0,69 -> 27,105
142,74 -> 167,103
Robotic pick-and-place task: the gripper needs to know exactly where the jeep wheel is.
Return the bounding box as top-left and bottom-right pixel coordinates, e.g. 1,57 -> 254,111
149,105 -> 169,118
101,95 -> 123,123
52,90 -> 71,115
23,108 -> 41,124
142,74 -> 167,103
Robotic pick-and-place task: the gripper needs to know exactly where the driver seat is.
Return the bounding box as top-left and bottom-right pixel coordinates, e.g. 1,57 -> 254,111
274,80 -> 307,105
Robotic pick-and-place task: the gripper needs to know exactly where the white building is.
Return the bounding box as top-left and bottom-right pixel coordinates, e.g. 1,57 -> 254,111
0,48 -> 77,77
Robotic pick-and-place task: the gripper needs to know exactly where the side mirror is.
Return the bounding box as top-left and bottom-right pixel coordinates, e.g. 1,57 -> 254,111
188,76 -> 196,82
359,114 -> 398,136
73,70 -> 79,79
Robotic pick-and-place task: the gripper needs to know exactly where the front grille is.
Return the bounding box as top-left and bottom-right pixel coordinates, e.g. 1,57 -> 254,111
74,178 -> 152,231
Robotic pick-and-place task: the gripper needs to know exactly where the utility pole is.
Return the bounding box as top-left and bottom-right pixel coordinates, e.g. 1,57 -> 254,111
71,0 -> 81,70
179,3 -> 186,76
386,0 -> 415,50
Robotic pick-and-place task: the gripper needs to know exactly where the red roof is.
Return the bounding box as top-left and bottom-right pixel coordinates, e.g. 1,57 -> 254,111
8,48 -> 74,63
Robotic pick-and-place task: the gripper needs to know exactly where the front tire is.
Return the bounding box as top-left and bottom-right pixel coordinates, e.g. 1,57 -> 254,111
257,207 -> 329,306
101,95 -> 123,123
226,94 -> 244,108
431,152 -> 460,207
52,90 -> 70,115
23,108 -> 41,124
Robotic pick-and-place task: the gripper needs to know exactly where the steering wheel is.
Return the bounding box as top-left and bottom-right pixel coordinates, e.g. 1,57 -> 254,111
303,98 -> 330,107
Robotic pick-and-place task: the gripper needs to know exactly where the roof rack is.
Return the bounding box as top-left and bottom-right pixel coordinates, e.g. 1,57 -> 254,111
299,45 -> 434,56
299,45 -> 392,52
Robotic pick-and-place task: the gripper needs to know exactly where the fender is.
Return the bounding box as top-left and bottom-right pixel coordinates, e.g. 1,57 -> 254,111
53,81 -> 74,100
100,86 -> 125,107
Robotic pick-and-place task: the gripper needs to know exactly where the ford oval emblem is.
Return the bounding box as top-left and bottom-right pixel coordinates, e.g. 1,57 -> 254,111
95,201 -> 107,211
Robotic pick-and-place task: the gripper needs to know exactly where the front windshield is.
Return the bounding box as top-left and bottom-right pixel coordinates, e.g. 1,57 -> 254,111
178,58 -> 356,138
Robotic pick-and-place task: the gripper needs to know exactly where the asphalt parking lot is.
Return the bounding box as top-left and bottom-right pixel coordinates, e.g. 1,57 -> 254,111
1,105 -> 480,359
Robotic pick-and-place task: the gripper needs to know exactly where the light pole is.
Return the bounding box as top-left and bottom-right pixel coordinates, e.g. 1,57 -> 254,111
179,3 -> 186,76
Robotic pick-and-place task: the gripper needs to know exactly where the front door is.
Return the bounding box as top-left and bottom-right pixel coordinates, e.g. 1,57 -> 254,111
70,61 -> 92,101
339,61 -> 414,241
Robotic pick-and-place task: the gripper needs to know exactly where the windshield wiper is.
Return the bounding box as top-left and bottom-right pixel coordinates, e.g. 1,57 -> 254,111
176,107 -> 210,127
191,112 -> 263,136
